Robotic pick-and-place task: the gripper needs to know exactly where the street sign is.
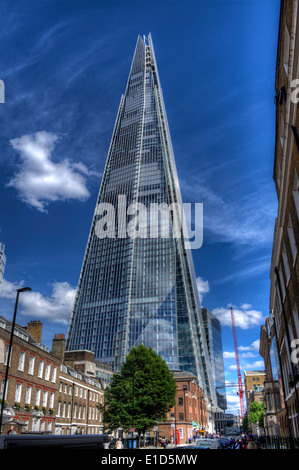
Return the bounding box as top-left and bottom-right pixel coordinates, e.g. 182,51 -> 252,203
192,421 -> 198,427
129,428 -> 135,432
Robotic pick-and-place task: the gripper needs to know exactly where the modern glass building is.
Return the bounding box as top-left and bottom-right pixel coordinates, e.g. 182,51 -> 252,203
202,308 -> 227,411
66,34 -> 215,403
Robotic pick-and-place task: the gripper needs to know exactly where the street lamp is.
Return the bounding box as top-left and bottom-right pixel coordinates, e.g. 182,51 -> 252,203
0,287 -> 32,434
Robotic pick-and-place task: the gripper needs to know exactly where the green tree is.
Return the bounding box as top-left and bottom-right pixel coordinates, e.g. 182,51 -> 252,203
242,411 -> 249,433
248,401 -> 264,428
101,344 -> 177,444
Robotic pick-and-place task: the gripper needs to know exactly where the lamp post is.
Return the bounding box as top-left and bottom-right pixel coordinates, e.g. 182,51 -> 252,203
0,287 -> 32,434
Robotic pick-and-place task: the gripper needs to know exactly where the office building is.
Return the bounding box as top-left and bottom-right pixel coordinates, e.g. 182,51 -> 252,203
66,34 -> 215,404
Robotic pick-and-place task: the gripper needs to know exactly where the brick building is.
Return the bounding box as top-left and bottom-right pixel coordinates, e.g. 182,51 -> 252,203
52,334 -> 104,435
260,315 -> 283,437
63,349 -> 114,388
0,318 -> 59,435
157,371 -> 207,444
0,317 -> 104,435
269,0 -> 299,438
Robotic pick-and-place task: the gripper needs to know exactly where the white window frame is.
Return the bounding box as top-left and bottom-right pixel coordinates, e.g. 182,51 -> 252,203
49,392 -> 54,409
37,360 -> 44,379
45,363 -> 51,381
51,366 -> 57,383
28,355 -> 35,375
25,386 -> 32,405
18,351 -> 25,372
42,390 -> 48,408
35,389 -> 41,407
15,383 -> 22,403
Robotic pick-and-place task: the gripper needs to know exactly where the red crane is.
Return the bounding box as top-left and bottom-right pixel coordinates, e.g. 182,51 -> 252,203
230,306 -> 245,419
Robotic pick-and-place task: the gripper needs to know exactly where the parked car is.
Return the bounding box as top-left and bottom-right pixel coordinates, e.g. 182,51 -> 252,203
193,438 -> 223,449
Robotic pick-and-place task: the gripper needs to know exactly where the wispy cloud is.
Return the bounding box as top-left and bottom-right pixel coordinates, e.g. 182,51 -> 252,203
0,278 -> 76,325
196,276 -> 210,304
8,131 -> 96,212
212,303 -> 265,330
181,178 -> 276,249
228,360 -> 264,371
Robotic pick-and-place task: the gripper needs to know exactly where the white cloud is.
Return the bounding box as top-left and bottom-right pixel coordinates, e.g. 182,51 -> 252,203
223,351 -> 236,359
8,131 -> 95,212
239,339 -> 260,352
0,278 -> 24,299
18,282 -> 76,324
212,303 -> 264,330
182,179 -> 276,248
0,279 -> 76,325
196,276 -> 210,304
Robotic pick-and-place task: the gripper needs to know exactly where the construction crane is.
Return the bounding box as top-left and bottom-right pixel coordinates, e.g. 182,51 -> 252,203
230,306 -> 245,419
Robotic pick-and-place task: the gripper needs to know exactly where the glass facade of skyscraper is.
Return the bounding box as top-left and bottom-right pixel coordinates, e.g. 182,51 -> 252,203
202,308 -> 227,411
66,35 -> 215,403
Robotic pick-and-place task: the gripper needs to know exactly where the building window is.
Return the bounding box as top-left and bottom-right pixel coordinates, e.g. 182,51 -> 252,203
280,113 -> 285,148
50,392 -> 54,409
287,214 -> 298,264
178,413 -> 184,420
170,412 -> 175,419
74,404 -> 77,419
178,397 -> 183,405
282,243 -> 291,285
37,360 -> 44,378
292,169 -> 299,220
57,401 -> 61,417
67,403 -> 71,418
28,355 -> 35,375
45,363 -> 51,381
75,386 -> 78,397
15,383 -> 22,403
43,390 -> 48,408
283,25 -> 291,75
4,344 -> 11,366
35,389 -> 41,407
25,386 -> 32,405
62,402 -> 66,418
52,366 -> 57,383
18,351 -> 25,372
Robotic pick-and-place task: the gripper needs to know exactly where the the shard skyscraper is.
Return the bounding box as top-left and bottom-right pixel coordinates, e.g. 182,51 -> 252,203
66,34 -> 215,403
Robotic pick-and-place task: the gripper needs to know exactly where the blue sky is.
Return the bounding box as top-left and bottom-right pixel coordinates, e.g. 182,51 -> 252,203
0,0 -> 281,413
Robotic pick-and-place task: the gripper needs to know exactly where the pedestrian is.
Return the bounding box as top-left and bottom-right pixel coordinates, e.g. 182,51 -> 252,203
244,435 -> 259,449
115,438 -> 124,449
234,439 -> 242,449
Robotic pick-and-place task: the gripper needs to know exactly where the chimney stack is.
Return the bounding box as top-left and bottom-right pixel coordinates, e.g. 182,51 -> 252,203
52,333 -> 66,363
26,321 -> 43,343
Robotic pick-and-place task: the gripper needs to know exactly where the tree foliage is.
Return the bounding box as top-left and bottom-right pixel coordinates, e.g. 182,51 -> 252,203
100,345 -> 177,436
242,412 -> 249,433
248,401 -> 264,427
